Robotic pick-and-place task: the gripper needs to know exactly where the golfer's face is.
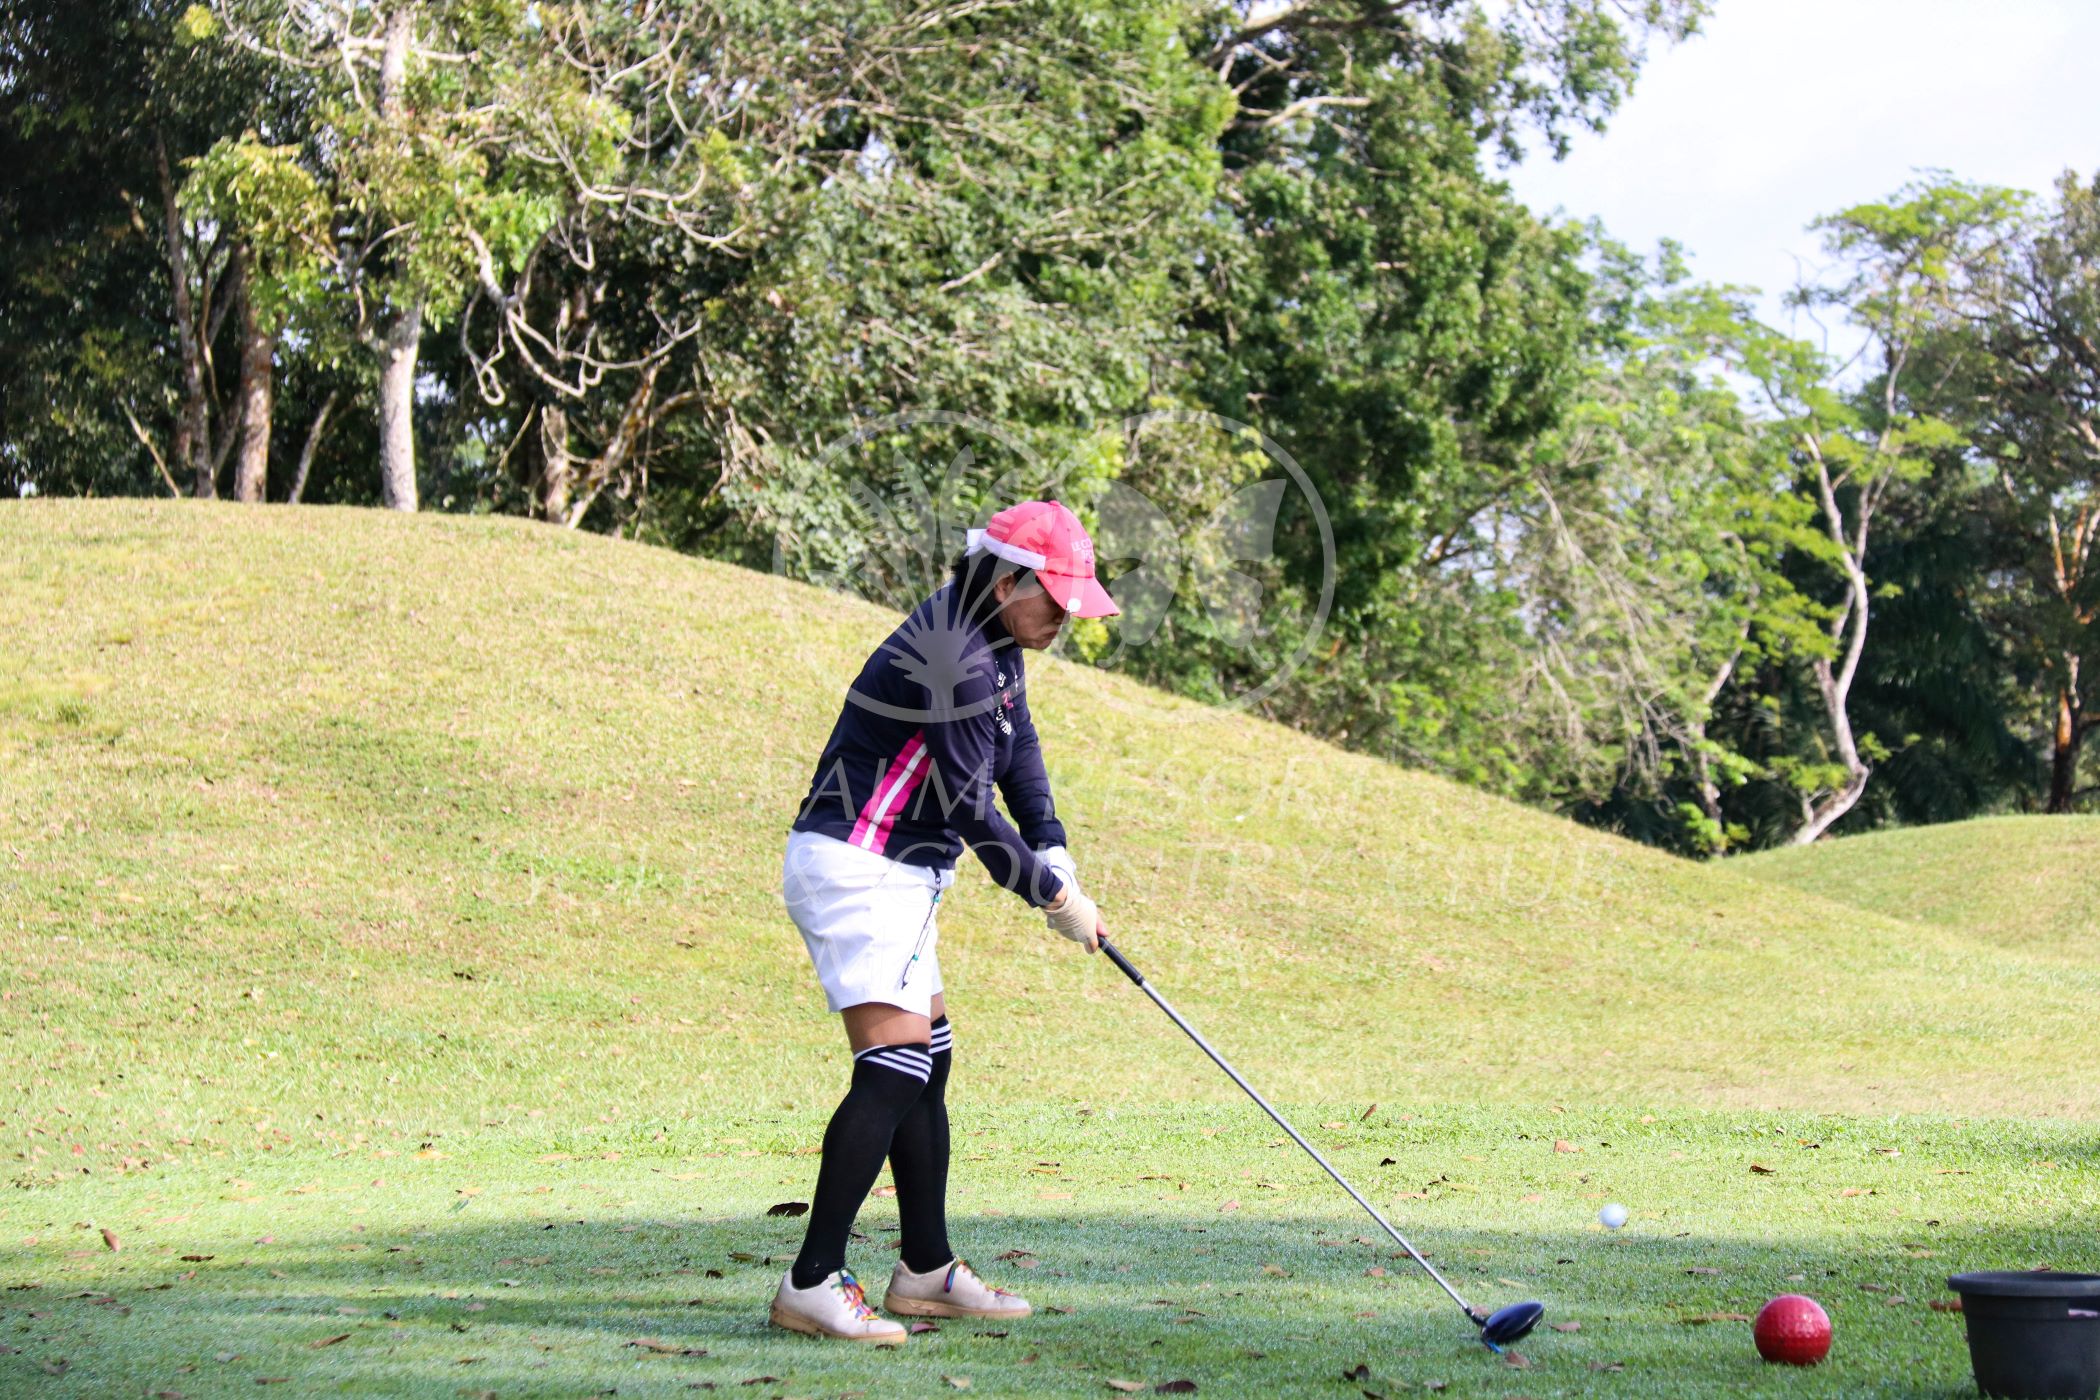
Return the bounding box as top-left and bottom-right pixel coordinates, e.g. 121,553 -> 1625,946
999,574 -> 1068,650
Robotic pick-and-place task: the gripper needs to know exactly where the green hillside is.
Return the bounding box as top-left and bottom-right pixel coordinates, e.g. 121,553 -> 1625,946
6,500 -> 2094,1132
1740,815 -> 2100,953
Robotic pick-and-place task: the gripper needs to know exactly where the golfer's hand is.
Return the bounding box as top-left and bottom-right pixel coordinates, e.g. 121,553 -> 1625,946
1045,887 -> 1102,954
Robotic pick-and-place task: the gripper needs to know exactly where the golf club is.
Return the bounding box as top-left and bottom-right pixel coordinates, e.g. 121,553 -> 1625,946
1097,936 -> 1545,1353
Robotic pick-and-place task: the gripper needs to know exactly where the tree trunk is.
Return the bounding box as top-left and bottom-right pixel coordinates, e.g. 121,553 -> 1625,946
534,402 -> 573,525
233,263 -> 276,503
371,4 -> 421,512
287,390 -> 338,506
377,295 -> 423,511
1790,654 -> 1873,844
2046,658 -> 2084,813
379,5 -> 414,118
156,129 -> 213,498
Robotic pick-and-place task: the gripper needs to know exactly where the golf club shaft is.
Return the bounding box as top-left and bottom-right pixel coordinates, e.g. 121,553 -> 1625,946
1097,937 -> 1477,1321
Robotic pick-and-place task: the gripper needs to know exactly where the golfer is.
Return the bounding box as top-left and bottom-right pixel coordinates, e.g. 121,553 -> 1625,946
770,500 -> 1118,1343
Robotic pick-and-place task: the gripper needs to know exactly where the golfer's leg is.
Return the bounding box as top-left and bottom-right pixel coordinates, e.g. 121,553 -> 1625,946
889,993 -> 953,1272
789,1003 -> 933,1289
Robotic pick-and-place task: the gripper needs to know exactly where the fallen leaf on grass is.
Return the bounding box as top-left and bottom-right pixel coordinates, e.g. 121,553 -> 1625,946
255,1378 -> 290,1386
1681,1312 -> 1752,1324
1421,1383 -> 1448,1393
765,1202 -> 808,1218
738,1378 -> 779,1386
872,1185 -> 897,1199
1749,1163 -> 1776,1175
1588,1361 -> 1626,1373
1502,1350 -> 1531,1369
1930,1299 -> 1963,1313
1046,1304 -> 1074,1314
179,1254 -> 212,1263
995,1249 -> 1035,1262
1260,1263 -> 1288,1277
1549,1321 -> 1581,1332
1106,1382 -> 1146,1393
100,1228 -> 120,1251
1364,1267 -> 1387,1278
627,1338 -> 708,1356
1378,1157 -> 1396,1166
1155,1382 -> 1197,1394
1341,1363 -> 1371,1381
1552,1141 -> 1579,1154
1218,1201 -> 1240,1213
1685,1267 -> 1722,1277
942,1377 -> 971,1390
910,1322 -> 939,1335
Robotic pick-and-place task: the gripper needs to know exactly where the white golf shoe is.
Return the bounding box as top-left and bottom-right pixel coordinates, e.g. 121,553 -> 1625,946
768,1268 -> 907,1344
883,1257 -> 1033,1320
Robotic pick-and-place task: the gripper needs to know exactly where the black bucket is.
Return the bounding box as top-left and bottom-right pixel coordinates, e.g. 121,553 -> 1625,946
1947,1271 -> 2100,1400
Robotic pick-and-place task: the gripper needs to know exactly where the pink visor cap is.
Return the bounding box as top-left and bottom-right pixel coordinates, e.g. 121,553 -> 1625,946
965,499 -> 1120,618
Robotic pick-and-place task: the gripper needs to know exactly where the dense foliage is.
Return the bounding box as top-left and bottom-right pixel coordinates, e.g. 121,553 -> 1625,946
4,1 -> 2091,841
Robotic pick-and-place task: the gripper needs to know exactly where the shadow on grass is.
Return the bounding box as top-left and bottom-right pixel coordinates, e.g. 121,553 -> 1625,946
2,1201 -> 2060,1399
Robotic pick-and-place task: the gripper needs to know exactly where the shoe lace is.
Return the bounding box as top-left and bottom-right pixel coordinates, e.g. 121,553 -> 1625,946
831,1269 -> 877,1320
948,1258 -> 1015,1299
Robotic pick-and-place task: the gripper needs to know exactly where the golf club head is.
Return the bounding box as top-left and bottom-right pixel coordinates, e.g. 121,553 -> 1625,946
1477,1300 -> 1545,1350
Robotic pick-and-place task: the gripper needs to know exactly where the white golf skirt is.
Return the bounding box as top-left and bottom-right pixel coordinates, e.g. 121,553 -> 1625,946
782,828 -> 955,1017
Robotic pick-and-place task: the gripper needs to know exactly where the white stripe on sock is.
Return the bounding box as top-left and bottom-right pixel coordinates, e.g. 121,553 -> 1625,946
855,1045 -> 932,1063
855,1045 -> 932,1081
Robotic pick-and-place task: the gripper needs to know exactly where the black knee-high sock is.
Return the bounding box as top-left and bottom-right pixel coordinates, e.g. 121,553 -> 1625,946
791,1042 -> 932,1290
890,1016 -> 953,1273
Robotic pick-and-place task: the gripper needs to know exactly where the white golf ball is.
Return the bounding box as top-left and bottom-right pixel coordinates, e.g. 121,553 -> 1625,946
1599,1202 -> 1629,1229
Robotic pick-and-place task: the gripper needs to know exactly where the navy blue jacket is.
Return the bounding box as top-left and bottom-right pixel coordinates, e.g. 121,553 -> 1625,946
791,585 -> 1068,907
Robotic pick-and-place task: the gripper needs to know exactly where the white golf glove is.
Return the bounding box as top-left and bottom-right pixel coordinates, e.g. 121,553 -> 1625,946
1036,844 -> 1080,899
1044,886 -> 1101,952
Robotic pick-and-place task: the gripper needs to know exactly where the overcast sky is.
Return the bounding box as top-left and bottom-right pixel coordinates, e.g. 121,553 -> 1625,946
1502,0 -> 2100,355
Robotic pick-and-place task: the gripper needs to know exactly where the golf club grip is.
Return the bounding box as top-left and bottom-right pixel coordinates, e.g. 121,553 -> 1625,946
1098,937 -> 1145,987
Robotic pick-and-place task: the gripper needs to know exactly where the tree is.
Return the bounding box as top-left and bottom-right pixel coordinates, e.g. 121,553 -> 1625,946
1963,172 -> 2100,811
1714,180 -> 2019,843
1503,251 -> 1824,851
1123,0 -> 1707,765
0,1 -> 283,499
179,127 -> 333,501
206,0 -> 611,510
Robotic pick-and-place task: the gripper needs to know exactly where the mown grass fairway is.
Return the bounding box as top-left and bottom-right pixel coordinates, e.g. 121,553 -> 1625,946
5,501 -> 2097,1396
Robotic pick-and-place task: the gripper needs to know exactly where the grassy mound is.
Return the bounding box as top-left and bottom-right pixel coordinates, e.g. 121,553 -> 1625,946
1739,815 -> 2100,954
5,498 -> 2097,1136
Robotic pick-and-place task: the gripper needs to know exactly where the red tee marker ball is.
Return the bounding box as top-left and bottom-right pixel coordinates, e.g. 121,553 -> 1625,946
1754,1294 -> 1832,1365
